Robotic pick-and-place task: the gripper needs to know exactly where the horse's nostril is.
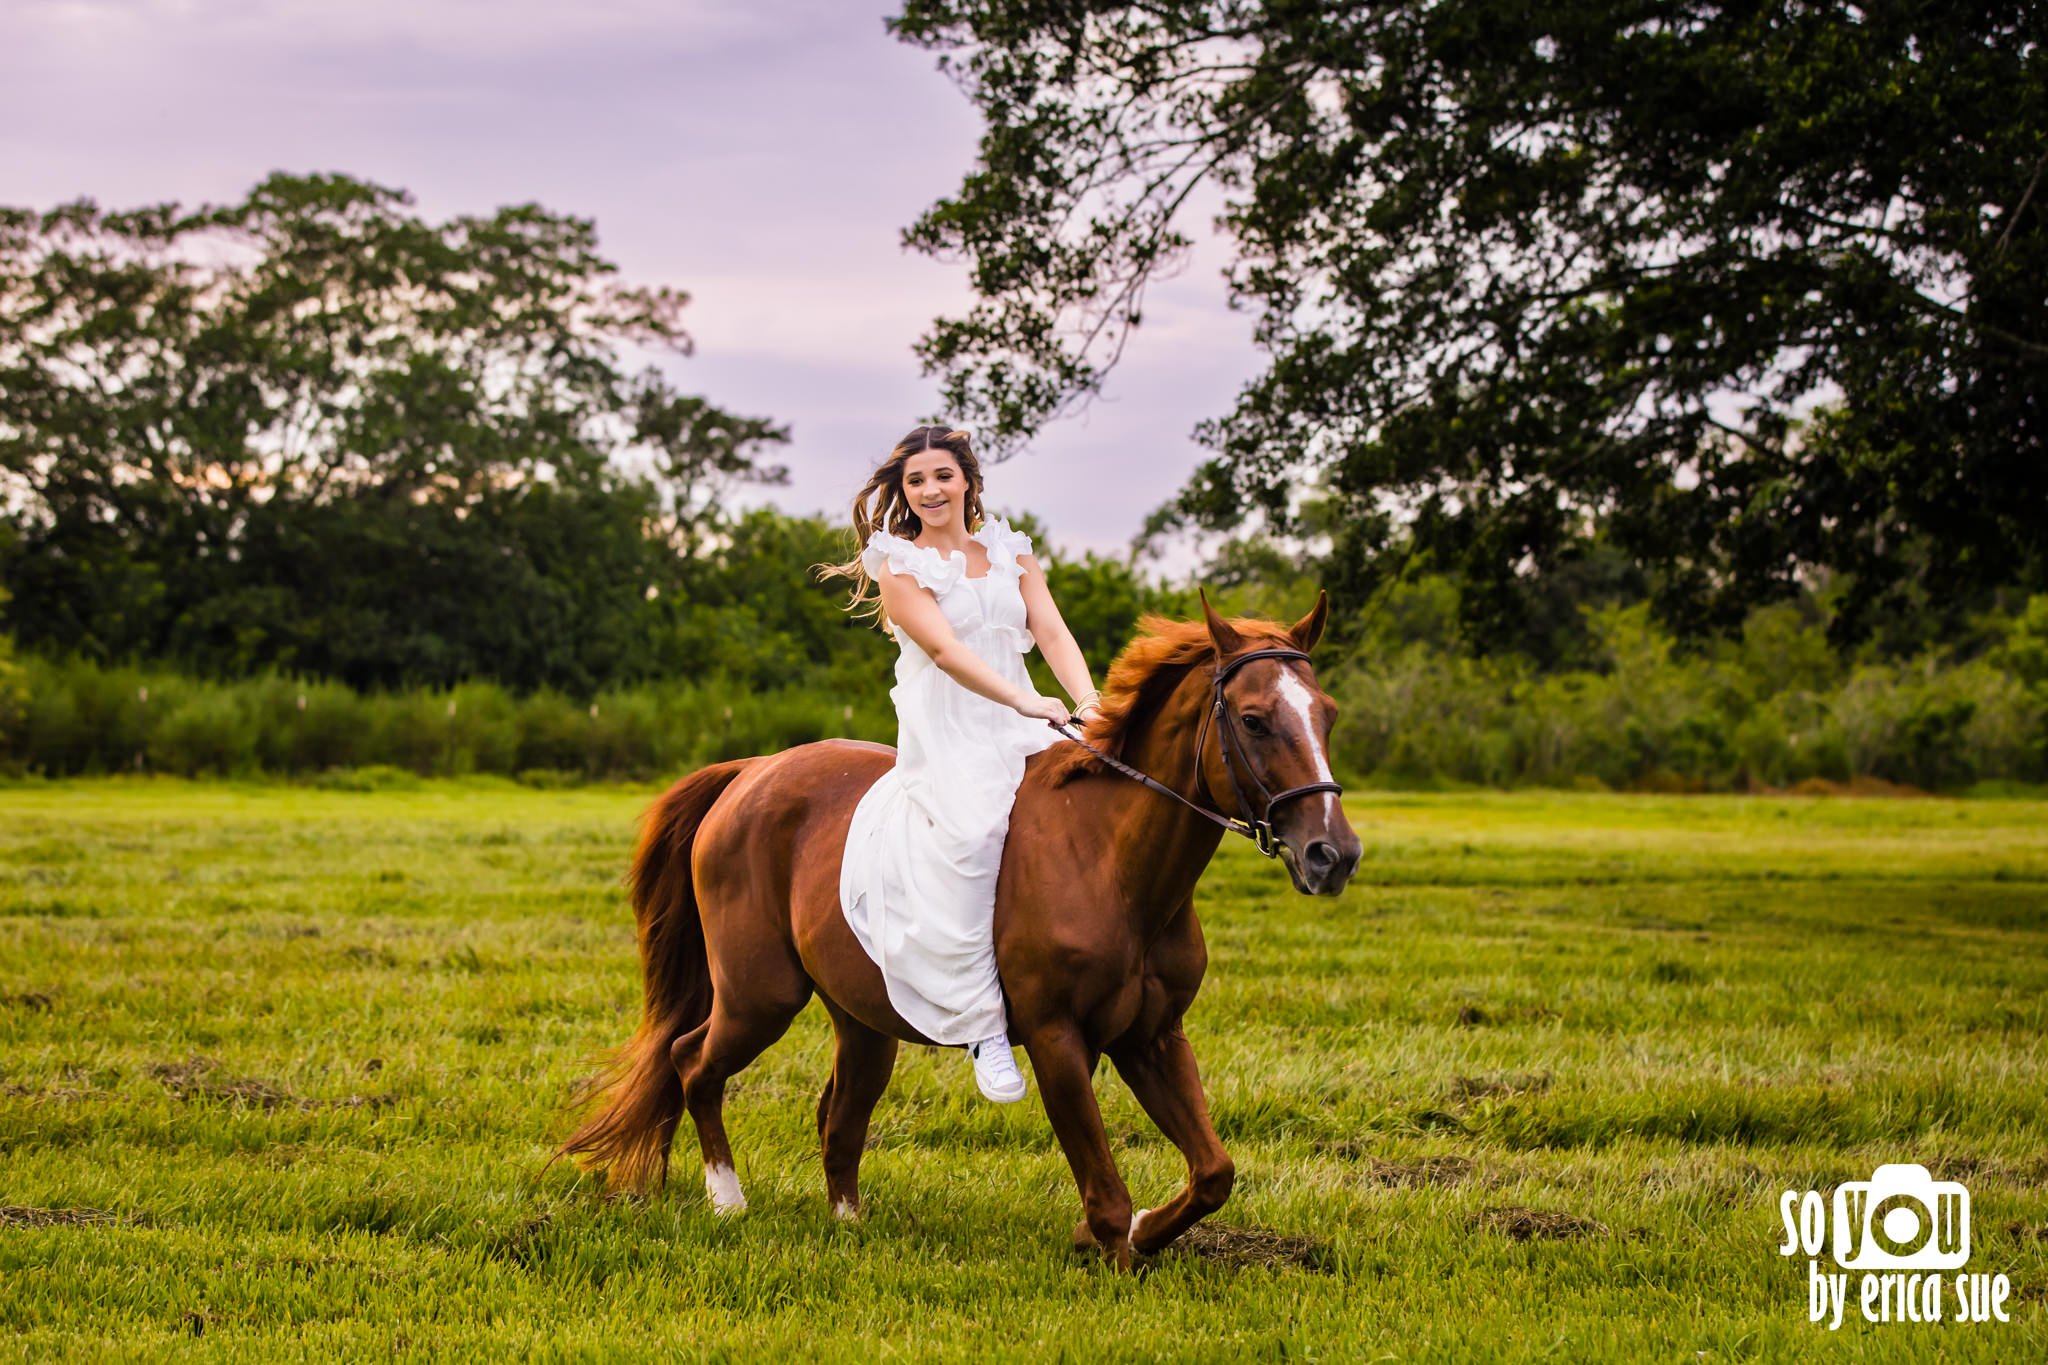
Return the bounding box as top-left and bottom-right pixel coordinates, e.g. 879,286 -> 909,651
1304,840 -> 1337,871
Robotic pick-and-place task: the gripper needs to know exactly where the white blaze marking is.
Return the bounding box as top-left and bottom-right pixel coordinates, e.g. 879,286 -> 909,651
1131,1207 -> 1152,1245
704,1163 -> 747,1215
1273,670 -> 1340,822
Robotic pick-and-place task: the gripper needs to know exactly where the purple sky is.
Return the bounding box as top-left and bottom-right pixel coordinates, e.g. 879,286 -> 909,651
2,0 -> 1259,575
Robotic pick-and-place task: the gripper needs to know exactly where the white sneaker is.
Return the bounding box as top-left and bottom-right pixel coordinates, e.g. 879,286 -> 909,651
968,1035 -> 1027,1103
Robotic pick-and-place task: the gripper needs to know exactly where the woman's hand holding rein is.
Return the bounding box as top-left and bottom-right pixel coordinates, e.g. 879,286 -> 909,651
1011,686 -> 1101,727
1011,692 -> 1071,726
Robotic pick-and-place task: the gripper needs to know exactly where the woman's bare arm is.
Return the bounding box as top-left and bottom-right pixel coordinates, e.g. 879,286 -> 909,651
1016,553 -> 1098,711
876,566 -> 1056,714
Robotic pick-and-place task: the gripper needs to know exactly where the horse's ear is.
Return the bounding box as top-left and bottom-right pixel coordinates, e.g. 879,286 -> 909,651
1199,587 -> 1246,657
1289,589 -> 1330,654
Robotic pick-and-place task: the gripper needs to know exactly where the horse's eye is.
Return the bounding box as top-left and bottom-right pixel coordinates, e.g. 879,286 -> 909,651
1241,713 -> 1266,735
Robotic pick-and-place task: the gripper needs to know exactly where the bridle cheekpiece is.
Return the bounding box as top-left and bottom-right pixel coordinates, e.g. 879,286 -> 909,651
1051,646 -> 1343,860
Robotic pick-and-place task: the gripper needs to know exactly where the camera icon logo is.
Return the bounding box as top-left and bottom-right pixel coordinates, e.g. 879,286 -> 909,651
1833,1164 -> 1969,1271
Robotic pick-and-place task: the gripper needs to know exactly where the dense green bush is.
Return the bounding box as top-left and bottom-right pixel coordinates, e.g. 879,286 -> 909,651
0,656 -> 895,782
1325,593 -> 2048,792
0,587 -> 25,767
6,575 -> 2044,792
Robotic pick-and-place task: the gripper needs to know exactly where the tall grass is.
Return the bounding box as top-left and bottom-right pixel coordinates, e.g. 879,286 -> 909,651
1,655 -> 889,781
5,597 -> 2045,791
1330,603 -> 2048,792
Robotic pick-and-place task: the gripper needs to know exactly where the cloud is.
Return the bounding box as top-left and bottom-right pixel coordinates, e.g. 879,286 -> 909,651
12,0 -> 779,62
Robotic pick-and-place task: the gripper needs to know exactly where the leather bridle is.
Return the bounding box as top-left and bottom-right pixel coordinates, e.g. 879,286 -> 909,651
1049,646 -> 1343,860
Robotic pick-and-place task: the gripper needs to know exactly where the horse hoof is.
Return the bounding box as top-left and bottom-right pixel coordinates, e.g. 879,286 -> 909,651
833,1198 -> 861,1222
704,1163 -> 747,1216
1072,1219 -> 1142,1270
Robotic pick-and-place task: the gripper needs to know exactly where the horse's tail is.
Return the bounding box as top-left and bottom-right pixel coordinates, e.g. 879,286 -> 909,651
556,758 -> 753,1194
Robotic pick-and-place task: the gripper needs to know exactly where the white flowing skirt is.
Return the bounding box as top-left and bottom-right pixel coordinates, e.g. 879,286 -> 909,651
838,622 -> 1061,1045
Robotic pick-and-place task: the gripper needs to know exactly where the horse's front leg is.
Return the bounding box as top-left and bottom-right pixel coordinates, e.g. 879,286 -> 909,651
1106,1023 -> 1234,1255
1023,1024 -> 1137,1270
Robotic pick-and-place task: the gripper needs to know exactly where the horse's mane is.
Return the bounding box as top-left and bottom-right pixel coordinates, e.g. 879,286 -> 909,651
1039,611 -> 1300,788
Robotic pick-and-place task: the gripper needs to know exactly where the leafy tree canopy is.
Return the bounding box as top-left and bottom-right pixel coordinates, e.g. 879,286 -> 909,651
0,172 -> 787,691
892,0 -> 2047,648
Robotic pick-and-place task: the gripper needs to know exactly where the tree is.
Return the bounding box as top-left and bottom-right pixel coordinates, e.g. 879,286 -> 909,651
666,507 -> 887,692
892,1 -> 2047,648
0,173 -> 787,691
0,580 -> 24,761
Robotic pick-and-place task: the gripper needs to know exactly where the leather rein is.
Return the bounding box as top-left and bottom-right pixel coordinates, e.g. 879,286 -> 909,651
1048,647 -> 1343,860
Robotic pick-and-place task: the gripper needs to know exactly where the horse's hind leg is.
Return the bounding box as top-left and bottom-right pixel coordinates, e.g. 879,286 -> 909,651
815,1001 -> 897,1219
1106,1024 -> 1235,1255
671,962 -> 811,1216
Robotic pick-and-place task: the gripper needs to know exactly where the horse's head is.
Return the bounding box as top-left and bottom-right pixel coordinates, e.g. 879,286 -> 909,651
1197,589 -> 1363,897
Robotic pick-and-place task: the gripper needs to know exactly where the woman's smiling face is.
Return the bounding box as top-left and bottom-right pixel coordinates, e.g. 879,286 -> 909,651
903,449 -> 966,528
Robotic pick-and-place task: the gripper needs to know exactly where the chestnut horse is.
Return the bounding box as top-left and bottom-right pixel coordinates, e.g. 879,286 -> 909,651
558,591 -> 1362,1268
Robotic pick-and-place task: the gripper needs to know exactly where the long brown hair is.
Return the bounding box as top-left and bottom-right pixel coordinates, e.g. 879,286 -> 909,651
814,424 -> 986,634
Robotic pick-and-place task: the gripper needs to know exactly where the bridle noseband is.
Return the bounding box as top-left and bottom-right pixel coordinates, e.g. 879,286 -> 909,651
1050,647 -> 1344,860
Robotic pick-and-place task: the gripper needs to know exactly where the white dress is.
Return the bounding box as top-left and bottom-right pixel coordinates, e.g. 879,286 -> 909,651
838,514 -> 1062,1045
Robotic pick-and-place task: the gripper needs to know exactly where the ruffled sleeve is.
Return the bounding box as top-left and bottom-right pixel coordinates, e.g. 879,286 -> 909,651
862,529 -> 964,595
977,515 -> 1035,581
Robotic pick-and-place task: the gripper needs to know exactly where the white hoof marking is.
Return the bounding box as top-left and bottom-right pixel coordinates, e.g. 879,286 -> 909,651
1130,1207 -> 1152,1244
833,1198 -> 860,1222
704,1163 -> 747,1215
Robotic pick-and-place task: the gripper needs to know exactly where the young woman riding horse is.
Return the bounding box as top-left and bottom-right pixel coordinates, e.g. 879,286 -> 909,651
559,425 -> 1363,1269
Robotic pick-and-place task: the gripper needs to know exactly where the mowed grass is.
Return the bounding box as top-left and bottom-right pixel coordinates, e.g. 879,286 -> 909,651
2,779 -> 2045,1361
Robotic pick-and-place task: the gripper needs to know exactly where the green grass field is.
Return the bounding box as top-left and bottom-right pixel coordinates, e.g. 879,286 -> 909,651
3,779 -> 2045,1361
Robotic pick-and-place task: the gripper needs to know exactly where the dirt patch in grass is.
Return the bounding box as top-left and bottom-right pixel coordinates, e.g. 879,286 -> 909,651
1448,1072 -> 1552,1102
148,1057 -> 391,1113
2,1065 -> 117,1103
2,1083 -> 109,1103
485,1211 -> 555,1269
150,1058 -> 294,1109
1167,1223 -> 1332,1273
1317,1142 -> 1485,1187
1470,1205 -> 1610,1240
1,991 -> 55,1012
0,1205 -> 122,1228
1404,1106 -> 1470,1133
1360,1155 -> 1477,1188
1452,1003 -> 1562,1028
